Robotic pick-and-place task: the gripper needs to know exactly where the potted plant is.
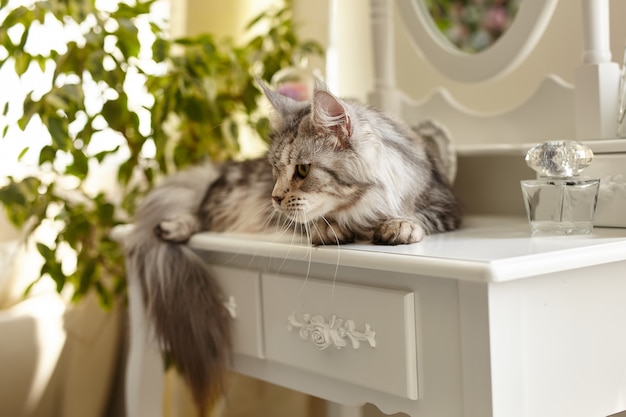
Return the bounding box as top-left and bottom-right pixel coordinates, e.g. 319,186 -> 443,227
0,0 -> 322,306
0,0 -> 322,414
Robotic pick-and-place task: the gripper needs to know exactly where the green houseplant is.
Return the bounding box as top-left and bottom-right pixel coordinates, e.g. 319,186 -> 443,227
0,0 -> 322,308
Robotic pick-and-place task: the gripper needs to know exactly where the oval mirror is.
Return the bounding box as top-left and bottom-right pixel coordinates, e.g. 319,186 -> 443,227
396,0 -> 559,82
425,0 -> 520,54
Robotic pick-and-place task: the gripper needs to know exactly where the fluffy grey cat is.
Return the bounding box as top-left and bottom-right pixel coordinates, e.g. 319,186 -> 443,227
125,82 -> 461,415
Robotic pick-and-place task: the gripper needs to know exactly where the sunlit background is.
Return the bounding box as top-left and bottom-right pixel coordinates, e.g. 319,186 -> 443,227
0,0 -> 169,179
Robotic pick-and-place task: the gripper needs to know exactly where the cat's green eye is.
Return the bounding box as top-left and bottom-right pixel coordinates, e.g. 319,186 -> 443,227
296,164 -> 310,178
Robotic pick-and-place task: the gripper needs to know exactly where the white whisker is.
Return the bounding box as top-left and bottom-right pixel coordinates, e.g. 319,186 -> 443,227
272,212 -> 303,277
297,212 -> 313,296
320,216 -> 341,300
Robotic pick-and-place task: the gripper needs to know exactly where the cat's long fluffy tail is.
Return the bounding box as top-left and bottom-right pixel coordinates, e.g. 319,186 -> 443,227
124,165 -> 231,416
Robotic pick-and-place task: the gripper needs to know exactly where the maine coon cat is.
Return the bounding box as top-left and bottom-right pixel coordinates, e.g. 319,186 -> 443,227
124,81 -> 462,415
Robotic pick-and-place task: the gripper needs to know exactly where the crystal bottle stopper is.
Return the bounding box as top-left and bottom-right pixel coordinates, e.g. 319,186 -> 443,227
525,140 -> 594,178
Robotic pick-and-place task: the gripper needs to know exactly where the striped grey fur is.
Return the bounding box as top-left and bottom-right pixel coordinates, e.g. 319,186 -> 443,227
124,82 -> 461,415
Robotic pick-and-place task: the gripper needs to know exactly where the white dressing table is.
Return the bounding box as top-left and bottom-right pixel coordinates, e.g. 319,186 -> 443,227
123,0 -> 626,415
124,216 -> 626,417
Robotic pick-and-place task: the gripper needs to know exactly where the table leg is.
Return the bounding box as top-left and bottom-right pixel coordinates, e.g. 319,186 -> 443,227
125,268 -> 164,417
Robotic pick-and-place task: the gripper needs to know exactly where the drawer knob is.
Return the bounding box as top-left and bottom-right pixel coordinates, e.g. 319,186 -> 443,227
287,312 -> 376,351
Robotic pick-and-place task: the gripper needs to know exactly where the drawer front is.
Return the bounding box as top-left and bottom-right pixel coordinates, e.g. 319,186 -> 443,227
262,274 -> 418,399
212,266 -> 264,359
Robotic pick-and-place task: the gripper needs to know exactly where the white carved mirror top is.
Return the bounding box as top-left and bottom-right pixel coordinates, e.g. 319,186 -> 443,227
400,0 -> 558,83
369,0 -> 626,146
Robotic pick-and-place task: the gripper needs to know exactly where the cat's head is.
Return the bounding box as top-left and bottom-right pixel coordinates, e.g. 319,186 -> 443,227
260,82 -> 371,225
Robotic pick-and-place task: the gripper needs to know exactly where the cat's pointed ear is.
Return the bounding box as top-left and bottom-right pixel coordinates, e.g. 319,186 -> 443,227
313,78 -> 329,92
311,90 -> 352,147
257,78 -> 306,121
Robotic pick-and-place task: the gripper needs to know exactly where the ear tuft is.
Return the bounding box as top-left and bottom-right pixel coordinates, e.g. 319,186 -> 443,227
311,90 -> 352,147
314,78 -> 329,92
258,79 -> 296,116
257,78 -> 309,130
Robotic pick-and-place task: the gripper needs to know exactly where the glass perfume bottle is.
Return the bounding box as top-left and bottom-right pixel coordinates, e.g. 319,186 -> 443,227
520,140 -> 600,235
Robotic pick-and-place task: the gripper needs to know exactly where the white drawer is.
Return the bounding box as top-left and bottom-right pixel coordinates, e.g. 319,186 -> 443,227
212,266 -> 264,359
261,274 -> 418,399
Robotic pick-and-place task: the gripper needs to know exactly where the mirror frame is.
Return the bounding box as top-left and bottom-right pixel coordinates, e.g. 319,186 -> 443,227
396,0 -> 559,83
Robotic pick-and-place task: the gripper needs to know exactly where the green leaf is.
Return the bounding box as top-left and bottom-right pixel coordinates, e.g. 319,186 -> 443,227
115,18 -> 140,58
242,81 -> 259,113
35,54 -> 47,72
46,116 -> 70,149
173,144 -> 191,167
17,147 -> 29,161
44,91 -> 70,113
86,48 -> 108,82
66,149 -> 89,179
112,0 -> 155,19
36,242 -> 55,260
77,259 -> 96,296
120,185 -> 142,215
94,145 -> 120,162
96,200 -> 115,227
101,98 -> 127,131
0,182 -> 27,220
31,2 -> 48,24
56,84 -> 84,109
38,145 -> 56,165
182,95 -> 208,122
152,38 -> 168,62
2,6 -> 29,31
245,8 -> 273,30
22,275 -> 43,297
53,42 -> 84,78
117,158 -> 135,185
59,208 -> 90,247
14,51 -> 30,75
255,117 -> 271,143
45,261 -> 66,293
20,94 -> 40,130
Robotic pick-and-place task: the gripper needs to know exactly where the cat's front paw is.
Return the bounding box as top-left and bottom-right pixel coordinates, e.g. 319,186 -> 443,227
310,220 -> 354,246
155,214 -> 201,243
373,219 -> 424,245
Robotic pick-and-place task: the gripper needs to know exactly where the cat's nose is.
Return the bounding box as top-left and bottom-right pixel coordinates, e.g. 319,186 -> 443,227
272,195 -> 283,204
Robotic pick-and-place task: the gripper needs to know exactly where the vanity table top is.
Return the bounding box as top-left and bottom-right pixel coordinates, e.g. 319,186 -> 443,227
186,216 -> 626,283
